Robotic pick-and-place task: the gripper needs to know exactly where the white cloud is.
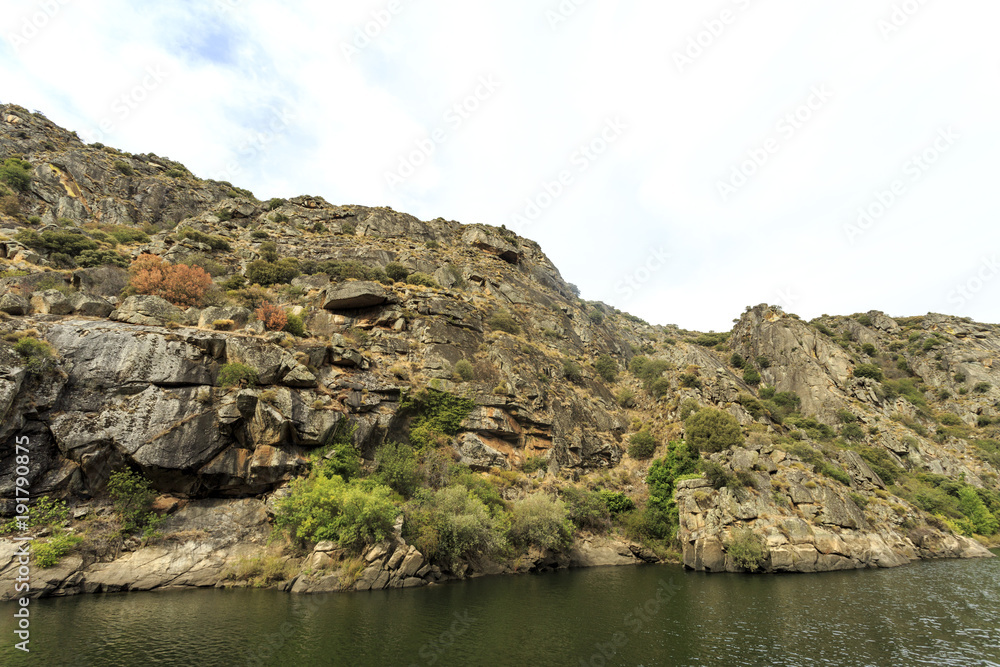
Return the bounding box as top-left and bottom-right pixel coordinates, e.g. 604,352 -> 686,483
2,0 -> 998,330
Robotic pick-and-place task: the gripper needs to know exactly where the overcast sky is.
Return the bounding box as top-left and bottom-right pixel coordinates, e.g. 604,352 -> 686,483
2,1 -> 998,331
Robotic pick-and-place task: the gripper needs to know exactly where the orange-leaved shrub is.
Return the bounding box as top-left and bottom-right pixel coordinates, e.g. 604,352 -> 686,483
255,302 -> 287,331
129,253 -> 212,308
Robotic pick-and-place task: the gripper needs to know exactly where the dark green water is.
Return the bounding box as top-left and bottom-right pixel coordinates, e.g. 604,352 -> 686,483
2,551 -> 999,666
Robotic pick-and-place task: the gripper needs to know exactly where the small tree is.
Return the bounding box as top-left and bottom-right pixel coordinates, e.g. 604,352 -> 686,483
129,254 -> 212,307
107,469 -> 159,536
685,408 -> 744,453
595,355 -> 617,383
628,429 -> 658,459
853,364 -> 884,381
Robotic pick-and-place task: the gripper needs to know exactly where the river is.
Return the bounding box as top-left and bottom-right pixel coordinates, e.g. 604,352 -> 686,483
2,550 -> 998,666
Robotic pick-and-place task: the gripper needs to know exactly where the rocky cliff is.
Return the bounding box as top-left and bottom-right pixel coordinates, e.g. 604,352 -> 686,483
0,104 -> 995,598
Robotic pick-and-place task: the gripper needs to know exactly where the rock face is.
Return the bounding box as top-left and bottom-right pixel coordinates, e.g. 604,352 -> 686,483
0,104 -> 996,600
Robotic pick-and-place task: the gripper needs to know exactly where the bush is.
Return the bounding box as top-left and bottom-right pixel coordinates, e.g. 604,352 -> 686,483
34,533 -> 83,568
129,254 -> 212,307
384,262 -> 410,282
255,302 -> 288,331
685,408 -> 744,453
218,362 -> 258,389
595,355 -> 617,383
16,229 -> 98,258
643,441 -> 701,540
403,486 -> 506,569
973,382 -> 992,394
284,313 -> 305,337
275,475 -> 398,551
405,272 -> 438,288
488,310 -> 521,334
176,227 -> 231,251
729,353 -> 745,368
616,388 -> 636,408
742,368 -> 761,385
957,486 -> 999,535
560,486 -> 610,531
726,527 -> 768,571
245,259 -> 300,287
628,429 -> 657,459
107,469 -> 159,536
700,460 -> 737,489
598,490 -> 635,515
14,336 -> 57,375
374,442 -> 422,498
509,493 -> 574,552
840,423 -> 865,442
693,332 -> 729,347
112,160 -> 135,176
454,359 -> 474,381
562,358 -> 583,383
756,356 -> 771,369
508,457 -> 542,479
251,230 -> 269,239
853,364 -> 884,381
0,157 -> 32,191
76,249 -> 130,268
401,389 -> 476,451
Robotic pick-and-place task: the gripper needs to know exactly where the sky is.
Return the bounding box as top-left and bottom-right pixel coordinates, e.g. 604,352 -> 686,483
1,0 -> 998,332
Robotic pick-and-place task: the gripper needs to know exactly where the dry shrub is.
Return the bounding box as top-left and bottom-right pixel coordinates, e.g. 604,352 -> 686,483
255,302 -> 287,331
129,253 -> 211,307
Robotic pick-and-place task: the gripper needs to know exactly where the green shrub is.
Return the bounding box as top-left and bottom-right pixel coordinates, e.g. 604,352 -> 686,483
957,486 -> 999,535
341,222 -> 355,235
643,440 -> 700,540
742,368 -> 761,385
313,424 -> 361,482
16,228 -> 98,258
245,259 -> 300,286
403,486 -> 506,569
384,262 -> 410,282
725,527 -> 768,571
861,343 -> 877,356
275,474 -> 398,551
34,533 -> 83,568
756,356 -> 771,369
251,230 -> 269,239
176,227 -> 231,251
560,486 -> 610,531
283,313 -> 306,337
405,272 -> 438,288
488,310 -> 521,334
164,168 -> 185,178
112,160 -> 134,176
598,490 -> 635,515
693,332 -> 729,347
700,460 -> 737,489
595,355 -> 617,383
840,423 -> 865,442
14,336 -> 57,376
588,309 -> 604,325
454,359 -> 474,382
678,398 -> 700,421
973,382 -> 992,394
737,393 -> 764,420
76,249 -> 130,268
729,353 -> 745,368
107,469 -> 159,536
401,389 -> 476,450
648,377 -> 671,398
853,364 -> 884,381
679,374 -> 701,389
522,456 -> 548,474
265,198 -> 286,211
616,388 -> 636,408
562,358 -> 583,383
374,442 -> 422,498
0,157 -> 32,191
508,493 -> 574,552
628,429 -> 657,459
685,408 -> 744,453
218,362 -> 258,389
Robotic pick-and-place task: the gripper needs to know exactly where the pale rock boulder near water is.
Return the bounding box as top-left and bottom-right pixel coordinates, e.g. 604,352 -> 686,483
0,104 -> 996,601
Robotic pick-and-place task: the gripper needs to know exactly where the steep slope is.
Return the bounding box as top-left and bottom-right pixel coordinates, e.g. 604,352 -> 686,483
0,104 -> 995,597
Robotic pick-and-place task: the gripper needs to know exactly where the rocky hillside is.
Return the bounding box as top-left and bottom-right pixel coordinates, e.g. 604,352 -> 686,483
0,103 -> 996,598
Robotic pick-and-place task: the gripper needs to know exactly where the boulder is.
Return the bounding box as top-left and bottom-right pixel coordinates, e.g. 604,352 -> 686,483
0,293 -> 28,315
198,306 -> 252,330
461,227 -> 520,263
454,433 -> 511,470
68,292 -> 114,317
111,295 -> 183,325
30,289 -> 73,315
321,281 -> 388,310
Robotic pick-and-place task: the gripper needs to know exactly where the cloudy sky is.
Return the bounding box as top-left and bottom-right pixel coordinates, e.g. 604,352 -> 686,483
2,1 -> 998,331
